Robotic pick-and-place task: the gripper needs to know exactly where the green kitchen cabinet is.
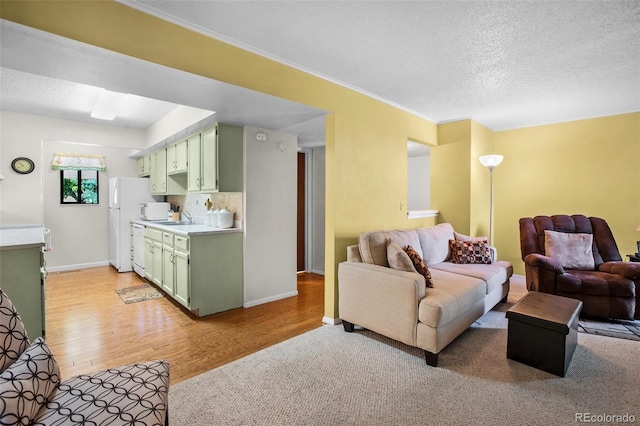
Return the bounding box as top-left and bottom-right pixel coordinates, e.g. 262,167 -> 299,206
0,247 -> 45,339
166,139 -> 188,175
137,155 -> 150,177
188,123 -> 243,193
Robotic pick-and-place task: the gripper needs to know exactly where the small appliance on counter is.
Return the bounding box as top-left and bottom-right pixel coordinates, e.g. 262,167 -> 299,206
140,202 -> 171,221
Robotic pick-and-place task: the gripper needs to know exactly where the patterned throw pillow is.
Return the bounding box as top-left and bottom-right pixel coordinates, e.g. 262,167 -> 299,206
0,289 -> 30,373
0,337 -> 60,425
449,240 -> 492,264
403,245 -> 433,287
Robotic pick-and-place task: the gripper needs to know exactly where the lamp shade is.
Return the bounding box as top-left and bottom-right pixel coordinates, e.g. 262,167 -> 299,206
636,224 -> 640,232
479,155 -> 504,168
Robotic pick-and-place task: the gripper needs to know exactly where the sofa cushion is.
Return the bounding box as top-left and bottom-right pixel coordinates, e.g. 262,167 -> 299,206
454,231 -> 488,242
360,229 -> 421,266
449,239 -> 492,264
0,337 -> 60,425
416,223 -> 455,265
430,261 -> 513,295
404,246 -> 433,287
386,240 -> 415,273
544,230 -> 595,270
0,289 -> 31,373
418,269 -> 485,327
32,359 -> 170,426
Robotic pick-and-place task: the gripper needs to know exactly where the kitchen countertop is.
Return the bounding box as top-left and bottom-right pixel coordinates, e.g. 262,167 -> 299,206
0,225 -> 46,250
132,219 -> 242,236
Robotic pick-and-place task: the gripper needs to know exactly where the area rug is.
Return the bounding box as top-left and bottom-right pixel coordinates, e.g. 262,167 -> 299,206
115,284 -> 163,304
169,299 -> 639,425
579,317 -> 640,341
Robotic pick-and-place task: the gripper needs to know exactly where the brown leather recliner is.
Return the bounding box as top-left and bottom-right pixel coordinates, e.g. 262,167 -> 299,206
519,214 -> 640,320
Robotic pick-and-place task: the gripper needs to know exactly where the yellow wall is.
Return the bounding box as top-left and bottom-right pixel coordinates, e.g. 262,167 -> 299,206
1,1 -> 438,320
494,113 -> 640,274
432,121 -> 472,232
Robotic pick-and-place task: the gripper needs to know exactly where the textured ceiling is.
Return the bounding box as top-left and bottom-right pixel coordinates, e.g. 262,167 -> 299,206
1,1 -> 638,142
126,0 -> 640,130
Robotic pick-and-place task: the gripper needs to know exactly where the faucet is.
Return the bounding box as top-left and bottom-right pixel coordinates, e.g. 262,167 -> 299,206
182,211 -> 194,224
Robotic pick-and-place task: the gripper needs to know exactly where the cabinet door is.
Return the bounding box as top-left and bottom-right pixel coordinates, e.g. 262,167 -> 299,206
174,250 -> 189,308
200,127 -> 218,192
162,246 -> 175,296
175,139 -> 189,173
152,241 -> 164,286
137,158 -> 145,177
144,238 -> 154,281
152,149 -> 167,195
166,144 -> 177,173
187,134 -> 202,191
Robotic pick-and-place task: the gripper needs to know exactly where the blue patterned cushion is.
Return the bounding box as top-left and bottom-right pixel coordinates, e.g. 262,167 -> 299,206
0,337 -> 60,425
32,359 -> 170,425
0,289 -> 30,373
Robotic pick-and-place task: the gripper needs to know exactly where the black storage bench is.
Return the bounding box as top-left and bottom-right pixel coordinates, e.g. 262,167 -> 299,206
506,291 -> 582,377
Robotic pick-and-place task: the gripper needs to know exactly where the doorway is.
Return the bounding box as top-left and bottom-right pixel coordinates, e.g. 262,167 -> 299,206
297,152 -> 306,272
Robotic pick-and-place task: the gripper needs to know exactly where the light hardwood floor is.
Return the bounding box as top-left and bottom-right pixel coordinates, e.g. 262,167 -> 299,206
44,266 -> 324,384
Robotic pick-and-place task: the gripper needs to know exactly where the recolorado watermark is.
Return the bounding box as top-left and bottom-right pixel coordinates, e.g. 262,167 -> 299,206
576,413 -> 636,423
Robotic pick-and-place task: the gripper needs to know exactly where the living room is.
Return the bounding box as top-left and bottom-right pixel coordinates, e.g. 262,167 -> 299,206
0,2 -> 638,425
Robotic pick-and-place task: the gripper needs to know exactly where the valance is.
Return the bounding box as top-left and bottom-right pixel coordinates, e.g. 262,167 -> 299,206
52,153 -> 106,171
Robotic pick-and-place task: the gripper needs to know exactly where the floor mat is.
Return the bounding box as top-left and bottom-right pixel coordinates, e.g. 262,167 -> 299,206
116,284 -> 164,304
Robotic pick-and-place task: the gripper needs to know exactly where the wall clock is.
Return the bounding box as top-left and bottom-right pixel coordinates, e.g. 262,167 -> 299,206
11,157 -> 35,174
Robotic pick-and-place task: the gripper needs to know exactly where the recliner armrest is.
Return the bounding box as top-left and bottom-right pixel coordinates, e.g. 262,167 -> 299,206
523,253 -> 565,274
599,261 -> 640,280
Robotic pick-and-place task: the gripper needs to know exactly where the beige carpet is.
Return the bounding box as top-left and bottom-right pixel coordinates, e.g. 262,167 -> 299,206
169,278 -> 639,425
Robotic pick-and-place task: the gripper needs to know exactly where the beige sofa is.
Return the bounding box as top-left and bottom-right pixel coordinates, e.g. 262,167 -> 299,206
338,223 -> 513,366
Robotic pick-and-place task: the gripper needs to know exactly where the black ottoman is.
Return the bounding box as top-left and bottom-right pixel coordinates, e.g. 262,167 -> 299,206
506,291 -> 582,377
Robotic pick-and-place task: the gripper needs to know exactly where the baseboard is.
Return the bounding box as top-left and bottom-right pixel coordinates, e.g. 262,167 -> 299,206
46,261 -> 110,273
243,290 -> 298,308
309,269 -> 324,275
322,316 -> 341,325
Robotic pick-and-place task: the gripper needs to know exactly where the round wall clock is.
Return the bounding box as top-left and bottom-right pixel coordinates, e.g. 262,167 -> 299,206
11,157 -> 35,174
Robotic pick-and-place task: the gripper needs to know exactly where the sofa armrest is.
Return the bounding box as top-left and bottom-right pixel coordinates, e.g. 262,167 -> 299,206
599,261 -> 640,280
523,253 -> 565,274
338,262 -> 425,347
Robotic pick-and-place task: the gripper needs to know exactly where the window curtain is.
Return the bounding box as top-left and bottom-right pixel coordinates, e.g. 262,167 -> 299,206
52,153 -> 106,171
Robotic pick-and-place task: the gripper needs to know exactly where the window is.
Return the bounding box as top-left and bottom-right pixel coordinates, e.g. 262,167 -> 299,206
60,170 -> 99,204
407,141 -> 430,210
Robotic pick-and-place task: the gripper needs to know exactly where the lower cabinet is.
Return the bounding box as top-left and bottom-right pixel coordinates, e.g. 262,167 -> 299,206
144,228 -> 163,286
0,246 -> 45,339
141,226 -> 242,317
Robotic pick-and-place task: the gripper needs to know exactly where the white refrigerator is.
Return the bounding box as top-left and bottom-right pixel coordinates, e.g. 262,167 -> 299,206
108,177 -> 158,272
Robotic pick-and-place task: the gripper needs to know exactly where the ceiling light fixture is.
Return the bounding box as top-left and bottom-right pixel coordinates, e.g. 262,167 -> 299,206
90,89 -> 129,120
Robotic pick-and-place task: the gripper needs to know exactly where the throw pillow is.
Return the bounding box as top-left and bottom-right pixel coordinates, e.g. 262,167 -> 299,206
386,240 -> 416,273
0,337 -> 60,424
544,230 -> 595,270
449,240 -> 492,264
403,245 -> 433,287
0,289 -> 30,373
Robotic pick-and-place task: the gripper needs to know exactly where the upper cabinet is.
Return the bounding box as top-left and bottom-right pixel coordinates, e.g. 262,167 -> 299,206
137,122 -> 242,195
137,155 -> 150,177
166,138 -> 188,175
188,123 -> 243,193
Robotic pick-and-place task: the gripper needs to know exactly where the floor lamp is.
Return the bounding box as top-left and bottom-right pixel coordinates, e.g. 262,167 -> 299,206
479,155 -> 504,245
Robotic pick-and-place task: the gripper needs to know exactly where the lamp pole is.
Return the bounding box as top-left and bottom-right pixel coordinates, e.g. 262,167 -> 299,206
479,155 -> 503,246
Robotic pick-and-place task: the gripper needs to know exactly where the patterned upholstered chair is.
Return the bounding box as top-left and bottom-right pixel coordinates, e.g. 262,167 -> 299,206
0,288 -> 169,425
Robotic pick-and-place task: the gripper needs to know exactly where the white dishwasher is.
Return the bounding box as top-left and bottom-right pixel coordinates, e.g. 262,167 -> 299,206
132,224 -> 146,277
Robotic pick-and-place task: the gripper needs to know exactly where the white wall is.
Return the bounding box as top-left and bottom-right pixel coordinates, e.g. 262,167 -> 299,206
0,111 -> 146,269
310,147 -> 325,274
243,126 -> 298,307
145,105 -> 215,148
407,154 -> 431,211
